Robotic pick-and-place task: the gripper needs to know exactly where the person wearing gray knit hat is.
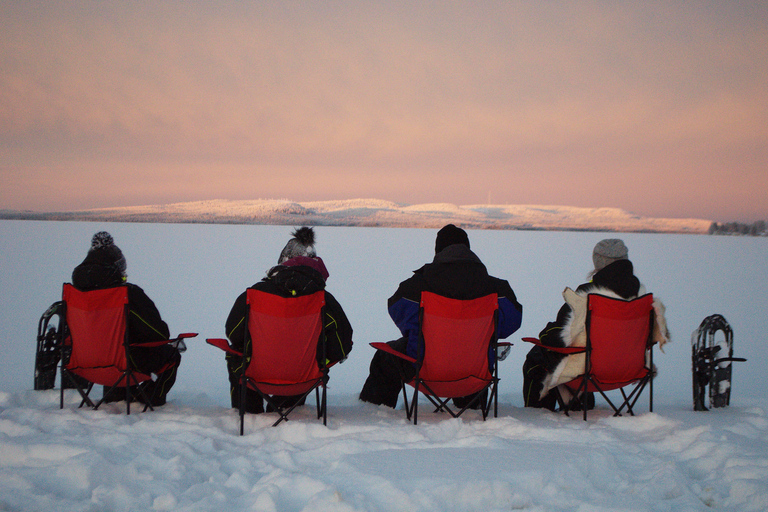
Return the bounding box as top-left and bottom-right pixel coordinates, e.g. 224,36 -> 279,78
592,238 -> 628,273
523,236 -> 659,412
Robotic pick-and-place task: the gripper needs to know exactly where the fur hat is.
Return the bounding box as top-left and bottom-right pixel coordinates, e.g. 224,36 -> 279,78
278,227 -> 317,264
592,238 -> 628,272
435,224 -> 470,254
90,231 -> 126,276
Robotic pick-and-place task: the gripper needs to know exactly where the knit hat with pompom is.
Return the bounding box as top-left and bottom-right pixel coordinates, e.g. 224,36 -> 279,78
90,231 -> 126,276
278,227 -> 317,264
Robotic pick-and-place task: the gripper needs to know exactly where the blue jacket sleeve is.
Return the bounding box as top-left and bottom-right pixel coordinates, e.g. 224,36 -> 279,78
497,296 -> 523,339
387,296 -> 421,359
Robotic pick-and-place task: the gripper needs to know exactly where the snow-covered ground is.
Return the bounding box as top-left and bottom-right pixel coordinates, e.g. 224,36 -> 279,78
3,198 -> 714,234
1,220 -> 766,511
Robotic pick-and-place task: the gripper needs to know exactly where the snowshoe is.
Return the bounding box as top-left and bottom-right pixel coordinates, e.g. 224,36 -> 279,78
692,314 -> 747,411
34,301 -> 66,390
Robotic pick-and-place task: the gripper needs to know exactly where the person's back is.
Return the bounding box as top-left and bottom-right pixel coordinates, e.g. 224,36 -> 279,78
523,239 -> 669,410
70,231 -> 179,406
224,227 -> 353,413
388,240 -> 522,361
360,224 -> 523,408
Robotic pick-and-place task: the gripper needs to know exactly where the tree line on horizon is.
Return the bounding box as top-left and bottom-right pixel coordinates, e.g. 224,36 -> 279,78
708,220 -> 767,236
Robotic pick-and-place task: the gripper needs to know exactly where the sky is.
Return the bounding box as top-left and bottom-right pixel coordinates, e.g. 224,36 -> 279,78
1,1 -> 767,223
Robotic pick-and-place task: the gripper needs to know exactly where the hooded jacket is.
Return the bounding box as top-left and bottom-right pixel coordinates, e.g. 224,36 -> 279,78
71,248 -> 170,345
225,256 -> 353,367
387,243 -> 523,363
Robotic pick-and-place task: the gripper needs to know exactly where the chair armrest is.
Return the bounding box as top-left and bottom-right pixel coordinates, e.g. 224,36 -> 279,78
131,332 -> 198,345
206,338 -> 243,357
522,337 -> 586,354
495,341 -> 513,361
170,332 -> 197,353
132,332 -> 198,352
370,342 -> 417,364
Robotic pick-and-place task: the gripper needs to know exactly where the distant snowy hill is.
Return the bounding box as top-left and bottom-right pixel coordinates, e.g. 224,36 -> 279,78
2,199 -> 713,233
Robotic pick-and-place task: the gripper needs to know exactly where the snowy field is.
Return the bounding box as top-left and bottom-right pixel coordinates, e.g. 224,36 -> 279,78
1,220 -> 766,512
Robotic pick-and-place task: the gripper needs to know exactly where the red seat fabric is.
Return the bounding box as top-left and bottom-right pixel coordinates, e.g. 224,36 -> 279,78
524,293 -> 656,420
371,291 -> 504,424
244,289 -> 325,397
60,283 -> 195,414
414,291 -> 497,398
207,289 -> 328,432
63,284 -> 144,384
61,284 -> 152,413
572,293 -> 653,391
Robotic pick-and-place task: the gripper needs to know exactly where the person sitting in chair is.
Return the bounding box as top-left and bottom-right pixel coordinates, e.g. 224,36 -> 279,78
522,238 -> 670,411
359,224 -> 523,409
224,226 -> 353,414
71,231 -> 181,406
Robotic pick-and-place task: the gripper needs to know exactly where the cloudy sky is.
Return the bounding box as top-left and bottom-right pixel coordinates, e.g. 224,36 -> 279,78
2,1 -> 766,222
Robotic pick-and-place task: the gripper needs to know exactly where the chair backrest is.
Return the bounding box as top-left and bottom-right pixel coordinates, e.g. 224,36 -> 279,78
62,283 -> 131,385
243,289 -> 326,395
586,293 -> 654,385
418,291 -> 498,396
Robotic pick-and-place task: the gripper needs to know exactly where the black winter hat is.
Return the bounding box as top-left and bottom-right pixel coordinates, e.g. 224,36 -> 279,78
90,231 -> 127,276
435,224 -> 470,254
278,227 -> 317,264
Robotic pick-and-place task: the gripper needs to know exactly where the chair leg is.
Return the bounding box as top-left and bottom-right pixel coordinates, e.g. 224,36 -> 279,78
493,362 -> 501,418
649,349 -> 654,413
649,374 -> 654,413
412,382 -> 420,425
319,371 -> 328,426
402,382 -> 412,421
126,379 -> 132,415
80,382 -> 94,409
321,384 -> 327,426
554,387 -> 569,416
488,380 -> 499,420
93,374 -> 137,412
127,372 -> 154,414
626,377 -> 652,415
619,388 -> 634,416
239,376 -> 247,436
61,369 -> 96,409
258,380 -> 327,427
264,396 -> 291,427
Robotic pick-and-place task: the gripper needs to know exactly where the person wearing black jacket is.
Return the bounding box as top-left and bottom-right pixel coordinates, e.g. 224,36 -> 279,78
71,231 -> 181,406
359,224 -> 523,408
224,227 -> 353,414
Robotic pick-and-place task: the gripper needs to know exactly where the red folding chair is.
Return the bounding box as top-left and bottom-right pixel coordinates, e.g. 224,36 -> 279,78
207,289 -> 328,433
60,283 -> 196,414
371,291 -> 511,424
524,293 -> 656,420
